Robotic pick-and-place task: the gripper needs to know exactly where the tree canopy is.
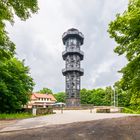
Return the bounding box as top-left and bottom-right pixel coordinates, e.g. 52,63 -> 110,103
80,87 -> 113,106
108,0 -> 140,61
0,0 -> 38,59
0,58 -> 34,113
0,0 -> 38,113
108,0 -> 140,110
54,92 -> 66,103
54,87 -> 114,106
38,88 -> 53,94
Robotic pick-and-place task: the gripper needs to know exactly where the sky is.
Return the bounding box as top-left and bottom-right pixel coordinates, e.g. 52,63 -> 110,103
6,0 -> 128,93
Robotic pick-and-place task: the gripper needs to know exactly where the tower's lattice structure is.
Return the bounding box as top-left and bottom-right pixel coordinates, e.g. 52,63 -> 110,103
62,28 -> 84,106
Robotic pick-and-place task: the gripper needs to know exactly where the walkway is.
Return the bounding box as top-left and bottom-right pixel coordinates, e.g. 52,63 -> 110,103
0,110 -> 138,133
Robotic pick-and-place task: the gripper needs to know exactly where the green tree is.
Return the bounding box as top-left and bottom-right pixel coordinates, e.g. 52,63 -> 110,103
0,0 -> 38,113
0,58 -> 34,113
39,88 -> 53,94
108,0 -> 140,110
0,0 -> 38,59
90,88 -> 106,106
108,0 -> 140,61
119,58 -> 140,109
80,88 -> 112,106
104,86 -> 113,106
80,88 -> 92,104
114,81 -> 132,107
54,92 -> 66,103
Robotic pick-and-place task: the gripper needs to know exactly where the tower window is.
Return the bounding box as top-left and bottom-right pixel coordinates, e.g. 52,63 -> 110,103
71,93 -> 75,98
69,39 -> 77,46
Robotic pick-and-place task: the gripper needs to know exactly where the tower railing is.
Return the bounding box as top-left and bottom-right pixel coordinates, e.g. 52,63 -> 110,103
62,67 -> 84,73
62,49 -> 84,56
62,31 -> 84,39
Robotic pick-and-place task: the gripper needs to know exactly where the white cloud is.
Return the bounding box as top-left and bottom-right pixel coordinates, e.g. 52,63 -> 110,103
6,0 -> 128,92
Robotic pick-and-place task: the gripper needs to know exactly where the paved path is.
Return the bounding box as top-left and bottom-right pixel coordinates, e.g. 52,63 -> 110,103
0,110 -> 139,133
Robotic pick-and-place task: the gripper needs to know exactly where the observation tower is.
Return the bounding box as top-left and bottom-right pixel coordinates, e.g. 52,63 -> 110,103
62,28 -> 84,106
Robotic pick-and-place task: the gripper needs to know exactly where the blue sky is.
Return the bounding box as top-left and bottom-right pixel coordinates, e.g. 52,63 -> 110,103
7,0 -> 128,93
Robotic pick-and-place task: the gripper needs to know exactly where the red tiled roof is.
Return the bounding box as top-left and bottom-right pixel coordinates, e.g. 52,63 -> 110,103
31,93 -> 57,101
48,94 -> 57,101
31,94 -> 37,100
33,93 -> 49,98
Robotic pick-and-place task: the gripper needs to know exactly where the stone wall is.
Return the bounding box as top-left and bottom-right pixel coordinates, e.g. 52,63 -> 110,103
36,108 -> 53,115
23,107 -> 53,115
96,108 -> 110,113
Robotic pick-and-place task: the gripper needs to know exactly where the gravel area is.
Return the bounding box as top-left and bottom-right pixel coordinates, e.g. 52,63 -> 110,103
0,110 -> 139,133
0,116 -> 140,140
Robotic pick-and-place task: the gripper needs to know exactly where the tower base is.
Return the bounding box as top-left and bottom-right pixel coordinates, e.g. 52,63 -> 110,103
66,98 -> 80,107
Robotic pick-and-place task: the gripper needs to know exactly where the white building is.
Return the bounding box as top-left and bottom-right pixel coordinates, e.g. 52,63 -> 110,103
27,93 -> 57,108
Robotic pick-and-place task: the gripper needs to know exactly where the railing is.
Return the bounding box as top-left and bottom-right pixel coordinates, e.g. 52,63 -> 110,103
62,30 -> 84,39
62,49 -> 84,56
62,67 -> 84,73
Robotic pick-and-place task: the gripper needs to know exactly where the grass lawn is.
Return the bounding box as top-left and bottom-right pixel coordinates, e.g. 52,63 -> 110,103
122,107 -> 140,114
0,113 -> 34,120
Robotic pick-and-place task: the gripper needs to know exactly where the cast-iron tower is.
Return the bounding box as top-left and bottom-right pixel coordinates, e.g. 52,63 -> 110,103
62,28 -> 84,106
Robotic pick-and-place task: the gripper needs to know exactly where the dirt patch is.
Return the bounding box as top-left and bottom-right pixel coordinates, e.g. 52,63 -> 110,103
0,116 -> 140,140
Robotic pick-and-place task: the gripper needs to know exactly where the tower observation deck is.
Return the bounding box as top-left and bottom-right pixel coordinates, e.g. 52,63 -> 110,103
62,28 -> 84,106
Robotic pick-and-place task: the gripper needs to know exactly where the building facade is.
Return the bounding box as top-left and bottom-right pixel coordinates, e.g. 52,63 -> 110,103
27,93 -> 57,108
62,28 -> 84,106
